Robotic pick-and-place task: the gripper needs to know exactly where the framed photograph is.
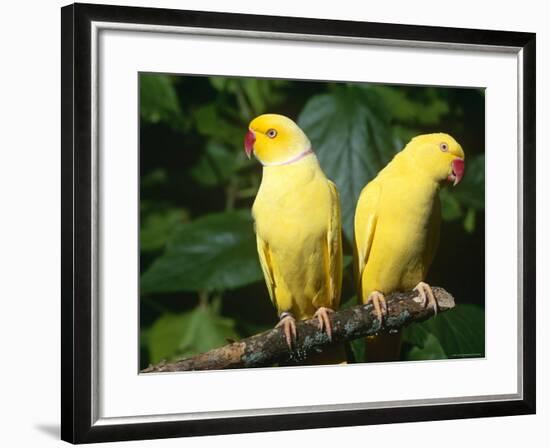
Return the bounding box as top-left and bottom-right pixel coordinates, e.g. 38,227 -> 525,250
61,2 -> 536,443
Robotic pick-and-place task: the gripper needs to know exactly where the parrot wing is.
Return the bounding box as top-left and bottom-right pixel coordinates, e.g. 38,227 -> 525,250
255,233 -> 276,308
325,180 -> 343,308
353,181 -> 381,297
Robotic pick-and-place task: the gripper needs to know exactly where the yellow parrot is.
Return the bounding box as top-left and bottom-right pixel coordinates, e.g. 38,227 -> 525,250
354,133 -> 465,361
245,114 -> 343,359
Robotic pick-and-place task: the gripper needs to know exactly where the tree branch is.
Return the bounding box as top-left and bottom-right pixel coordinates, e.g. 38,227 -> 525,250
142,287 -> 455,373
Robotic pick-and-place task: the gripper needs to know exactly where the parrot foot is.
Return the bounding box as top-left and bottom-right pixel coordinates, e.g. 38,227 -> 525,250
413,281 -> 438,315
276,313 -> 297,350
366,291 -> 387,322
313,307 -> 335,341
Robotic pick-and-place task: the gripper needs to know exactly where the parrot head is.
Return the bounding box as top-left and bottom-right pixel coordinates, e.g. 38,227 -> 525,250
244,114 -> 311,166
405,133 -> 465,186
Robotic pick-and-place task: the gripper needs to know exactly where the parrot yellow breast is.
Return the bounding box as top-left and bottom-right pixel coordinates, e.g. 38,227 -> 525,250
354,150 -> 441,302
253,155 -> 342,320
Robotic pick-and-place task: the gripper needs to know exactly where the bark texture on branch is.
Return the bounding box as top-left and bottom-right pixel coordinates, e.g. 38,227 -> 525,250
142,287 -> 455,373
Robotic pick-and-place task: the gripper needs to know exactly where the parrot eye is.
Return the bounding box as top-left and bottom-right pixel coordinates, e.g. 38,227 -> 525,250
440,142 -> 449,152
266,128 -> 278,139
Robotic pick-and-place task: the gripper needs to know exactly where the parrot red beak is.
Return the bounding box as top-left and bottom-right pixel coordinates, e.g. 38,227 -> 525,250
244,130 -> 256,159
448,158 -> 465,186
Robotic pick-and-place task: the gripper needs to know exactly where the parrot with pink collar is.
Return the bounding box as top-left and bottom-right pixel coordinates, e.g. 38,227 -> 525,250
244,114 -> 344,362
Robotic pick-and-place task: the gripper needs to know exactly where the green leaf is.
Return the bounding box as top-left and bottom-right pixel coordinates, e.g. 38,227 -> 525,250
340,295 -> 357,310
193,104 -> 244,149
402,304 -> 485,360
190,142 -> 239,187
147,312 -> 192,363
436,304 -> 485,358
243,79 -> 289,115
209,78 -> 289,119
402,320 -> 429,349
349,338 -> 366,363
463,207 -> 476,233
367,85 -> 450,126
141,168 -> 168,189
439,154 -> 484,228
453,154 -> 485,210
209,77 -> 231,91
147,305 -> 239,363
342,255 -> 353,270
405,332 -> 447,360
140,74 -> 184,129
140,210 -> 263,293
298,85 -> 396,240
140,208 -> 187,252
440,188 -> 463,221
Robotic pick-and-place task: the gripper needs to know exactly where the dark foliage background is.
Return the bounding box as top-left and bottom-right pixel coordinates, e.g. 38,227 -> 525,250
139,73 -> 485,369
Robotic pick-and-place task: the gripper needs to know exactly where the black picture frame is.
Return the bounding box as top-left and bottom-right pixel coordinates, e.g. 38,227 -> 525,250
61,2 -> 536,444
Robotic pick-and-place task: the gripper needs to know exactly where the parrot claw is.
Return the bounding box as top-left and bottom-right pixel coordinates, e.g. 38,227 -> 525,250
413,282 -> 438,315
366,291 -> 387,322
313,307 -> 335,341
276,313 -> 297,350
